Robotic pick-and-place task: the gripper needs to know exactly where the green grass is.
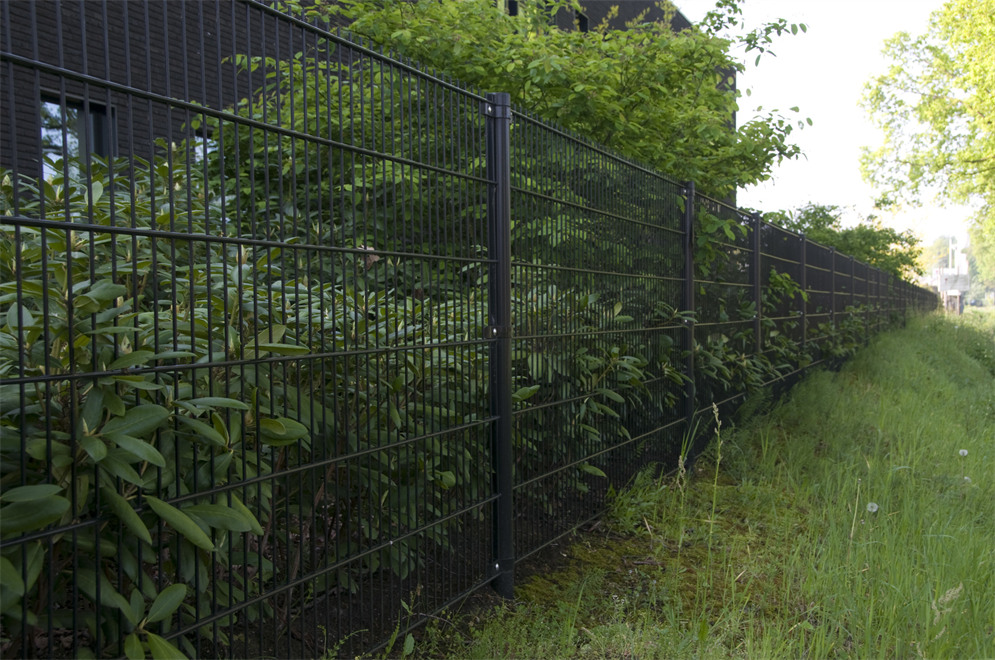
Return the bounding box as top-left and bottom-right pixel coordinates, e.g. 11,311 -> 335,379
412,312 -> 995,659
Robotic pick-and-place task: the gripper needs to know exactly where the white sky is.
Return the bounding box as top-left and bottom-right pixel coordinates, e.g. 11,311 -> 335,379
675,0 -> 972,247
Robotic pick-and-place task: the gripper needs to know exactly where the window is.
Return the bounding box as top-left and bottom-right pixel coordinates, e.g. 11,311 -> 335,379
576,10 -> 589,32
40,96 -> 115,164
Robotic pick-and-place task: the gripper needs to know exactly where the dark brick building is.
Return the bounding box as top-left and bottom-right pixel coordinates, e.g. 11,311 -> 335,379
545,0 -> 693,33
1,0 -> 696,178
1,0 -> 288,177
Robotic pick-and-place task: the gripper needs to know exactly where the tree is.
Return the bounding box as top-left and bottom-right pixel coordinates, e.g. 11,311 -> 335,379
765,203 -> 922,278
282,0 -> 810,199
921,235 -> 957,273
861,0 -> 995,257
967,225 -> 995,295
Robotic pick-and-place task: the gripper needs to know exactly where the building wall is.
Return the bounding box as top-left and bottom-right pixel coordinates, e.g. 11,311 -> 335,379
2,0 -> 703,181
580,0 -> 692,32
1,0 -> 289,177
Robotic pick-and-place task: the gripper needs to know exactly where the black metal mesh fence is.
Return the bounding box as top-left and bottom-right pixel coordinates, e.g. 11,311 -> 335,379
0,1 -> 938,658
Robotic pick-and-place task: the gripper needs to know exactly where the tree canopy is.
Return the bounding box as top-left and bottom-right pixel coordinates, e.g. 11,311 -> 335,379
861,0 -> 995,260
283,0 -> 809,199
765,203 -> 922,279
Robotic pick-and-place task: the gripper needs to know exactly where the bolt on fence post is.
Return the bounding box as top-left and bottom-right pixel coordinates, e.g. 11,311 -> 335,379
484,92 -> 514,599
682,182 -> 696,440
751,214 -> 762,356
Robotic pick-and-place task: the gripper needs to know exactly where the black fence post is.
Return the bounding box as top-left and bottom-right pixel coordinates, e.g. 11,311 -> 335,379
682,182 -> 696,438
484,92 -> 514,600
752,214 -> 763,356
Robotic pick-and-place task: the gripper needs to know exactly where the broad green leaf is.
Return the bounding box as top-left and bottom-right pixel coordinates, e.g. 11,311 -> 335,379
388,401 -> 402,428
0,484 -> 63,502
0,495 -> 70,535
106,433 -> 166,467
146,497 -> 215,552
512,385 -> 540,402
184,503 -> 254,532
123,633 -> 144,660
434,471 -> 456,489
6,304 -> 36,329
89,180 -> 103,205
80,387 -> 106,433
183,397 -> 250,410
129,584 -> 145,623
86,280 -> 128,303
100,486 -> 153,546
146,583 -> 188,624
252,324 -> 286,347
109,375 -> 166,391
175,416 -> 227,447
0,555 -> 24,597
211,413 -> 230,446
596,388 -> 625,403
152,350 -> 197,361
228,494 -> 264,535
258,417 -> 309,446
146,632 -> 187,660
579,463 -> 608,478
255,342 -> 310,355
101,404 -> 170,437
100,453 -> 146,487
18,542 -> 44,594
76,567 -> 138,625
108,350 -> 155,370
79,435 -> 108,463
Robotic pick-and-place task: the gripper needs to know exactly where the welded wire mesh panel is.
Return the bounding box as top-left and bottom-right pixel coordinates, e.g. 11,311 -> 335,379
804,241 -> 835,357
759,222 -> 804,368
853,260 -> 869,310
0,1 -> 494,657
693,196 -> 756,408
506,111 -> 687,558
833,251 -> 854,318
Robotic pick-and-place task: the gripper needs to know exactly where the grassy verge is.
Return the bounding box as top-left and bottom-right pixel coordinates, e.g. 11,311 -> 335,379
410,312 -> 995,659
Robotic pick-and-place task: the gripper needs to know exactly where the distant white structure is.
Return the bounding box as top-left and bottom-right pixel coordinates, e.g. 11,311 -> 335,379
931,239 -> 970,313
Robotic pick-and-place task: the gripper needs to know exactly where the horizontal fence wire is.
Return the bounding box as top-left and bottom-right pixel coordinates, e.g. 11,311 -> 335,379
0,1 -> 939,658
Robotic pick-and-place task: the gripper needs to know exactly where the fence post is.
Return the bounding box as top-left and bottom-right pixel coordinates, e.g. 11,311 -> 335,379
752,214 -> 763,356
799,233 -> 807,351
484,92 -> 514,600
682,182 -> 696,439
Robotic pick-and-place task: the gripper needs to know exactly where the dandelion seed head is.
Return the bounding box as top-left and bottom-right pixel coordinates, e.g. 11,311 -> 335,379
959,449 -> 968,457
866,502 -> 879,513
